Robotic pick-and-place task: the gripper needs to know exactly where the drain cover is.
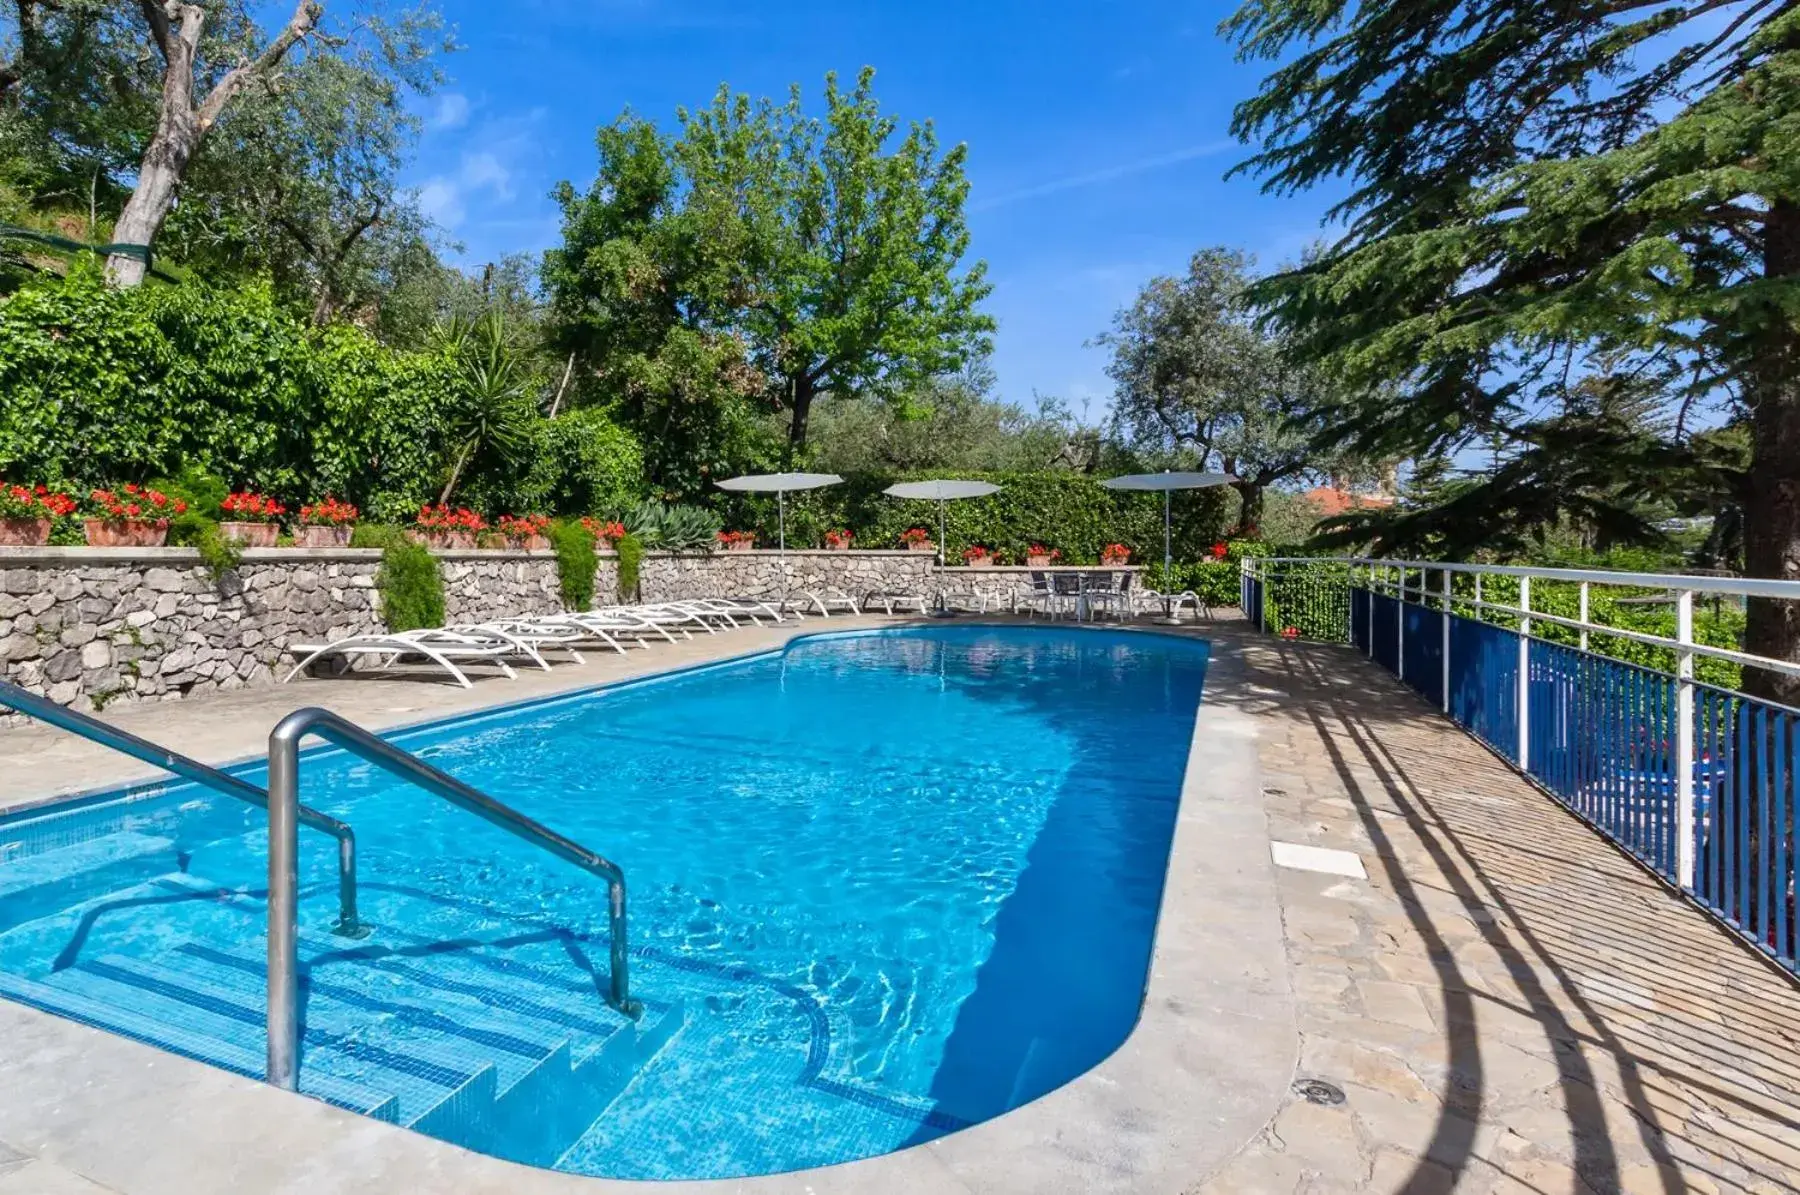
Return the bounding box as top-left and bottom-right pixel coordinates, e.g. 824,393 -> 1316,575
1293,1078 -> 1346,1106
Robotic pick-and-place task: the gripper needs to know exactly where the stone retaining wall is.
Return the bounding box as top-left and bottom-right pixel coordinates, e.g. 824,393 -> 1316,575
0,547 -> 936,712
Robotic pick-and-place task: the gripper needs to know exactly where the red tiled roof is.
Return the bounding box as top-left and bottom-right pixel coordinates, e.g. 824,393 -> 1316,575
1302,486 -> 1396,517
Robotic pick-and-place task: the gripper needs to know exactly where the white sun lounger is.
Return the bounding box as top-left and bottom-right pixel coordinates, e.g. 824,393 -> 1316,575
862,592 -> 927,615
283,629 -> 538,689
788,588 -> 861,617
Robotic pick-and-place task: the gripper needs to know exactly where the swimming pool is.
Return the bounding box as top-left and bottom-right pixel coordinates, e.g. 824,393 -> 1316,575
0,625 -> 1211,1180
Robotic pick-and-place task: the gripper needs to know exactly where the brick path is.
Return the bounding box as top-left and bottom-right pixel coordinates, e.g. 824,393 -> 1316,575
1199,624 -> 1800,1194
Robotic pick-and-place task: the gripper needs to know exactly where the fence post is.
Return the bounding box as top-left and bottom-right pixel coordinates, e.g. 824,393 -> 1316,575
1396,565 -> 1407,681
1441,567 -> 1452,714
1676,589 -> 1696,890
1517,575 -> 1531,768
1578,581 -> 1590,653
1368,564 -> 1377,660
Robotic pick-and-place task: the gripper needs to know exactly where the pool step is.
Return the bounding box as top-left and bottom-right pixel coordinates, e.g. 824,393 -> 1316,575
0,967 -> 401,1122
0,831 -> 181,928
0,868 -> 688,1167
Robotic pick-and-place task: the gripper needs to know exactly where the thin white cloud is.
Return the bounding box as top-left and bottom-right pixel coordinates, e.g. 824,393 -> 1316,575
972,140 -> 1237,212
429,92 -> 471,131
459,151 -> 513,199
416,178 -> 465,228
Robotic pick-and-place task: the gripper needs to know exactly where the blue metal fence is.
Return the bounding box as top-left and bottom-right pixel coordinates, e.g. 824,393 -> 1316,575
1245,559 -> 1800,974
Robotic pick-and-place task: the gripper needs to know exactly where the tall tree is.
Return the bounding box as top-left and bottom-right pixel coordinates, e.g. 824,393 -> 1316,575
679,68 -> 994,451
1097,247 -> 1353,531
545,67 -> 995,482
1225,1 -> 1800,697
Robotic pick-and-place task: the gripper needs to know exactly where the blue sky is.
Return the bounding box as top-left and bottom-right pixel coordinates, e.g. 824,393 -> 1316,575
406,0 -> 1344,418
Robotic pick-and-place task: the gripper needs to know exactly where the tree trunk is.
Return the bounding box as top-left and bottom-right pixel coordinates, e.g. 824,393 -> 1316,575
1232,480 -> 1264,537
437,440 -> 475,507
1743,199 -> 1800,705
106,1 -> 322,287
787,372 -> 818,453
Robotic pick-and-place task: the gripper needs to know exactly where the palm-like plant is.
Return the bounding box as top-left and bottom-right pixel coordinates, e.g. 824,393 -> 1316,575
433,312 -> 538,506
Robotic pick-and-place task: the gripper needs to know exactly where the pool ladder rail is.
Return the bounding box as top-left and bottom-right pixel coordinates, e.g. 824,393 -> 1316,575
0,680 -> 642,1098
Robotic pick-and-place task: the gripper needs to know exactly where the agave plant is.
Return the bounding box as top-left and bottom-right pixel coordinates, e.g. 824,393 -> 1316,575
622,499 -> 665,547
618,500 -> 721,551
661,504 -> 722,551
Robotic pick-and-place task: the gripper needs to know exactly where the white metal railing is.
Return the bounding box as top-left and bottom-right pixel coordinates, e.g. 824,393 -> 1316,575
1240,556 -> 1800,908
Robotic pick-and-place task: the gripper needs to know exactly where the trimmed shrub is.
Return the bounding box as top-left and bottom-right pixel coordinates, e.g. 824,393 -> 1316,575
376,537 -> 444,632
548,518 -> 597,610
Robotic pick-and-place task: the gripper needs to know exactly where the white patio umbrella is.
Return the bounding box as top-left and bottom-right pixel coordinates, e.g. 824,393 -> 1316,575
715,472 -> 844,598
881,479 -> 1001,565
1100,470 -> 1236,623
882,479 -> 1002,615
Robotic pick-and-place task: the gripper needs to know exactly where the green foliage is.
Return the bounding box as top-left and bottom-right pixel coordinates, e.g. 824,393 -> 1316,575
615,531 -> 644,602
548,519 -> 597,611
1224,0 -> 1787,569
190,519 -> 245,581
539,409 -> 645,516
544,67 -> 993,489
375,537 -> 444,632
1098,247 -> 1367,531
348,523 -> 404,549
621,499 -> 721,551
720,471 -> 1233,564
431,311 -> 539,505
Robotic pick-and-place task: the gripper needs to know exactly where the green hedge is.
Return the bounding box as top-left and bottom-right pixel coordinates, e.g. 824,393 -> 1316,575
715,471 -> 1234,564
0,270 -> 643,522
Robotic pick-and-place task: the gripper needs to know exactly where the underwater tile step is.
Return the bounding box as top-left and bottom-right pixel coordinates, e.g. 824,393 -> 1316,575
166,940 -> 578,1093
0,967 -> 400,1122
476,999 -> 687,1170
75,952 -> 492,1126
0,831 -> 181,927
0,871 -> 258,980
150,873 -> 647,1053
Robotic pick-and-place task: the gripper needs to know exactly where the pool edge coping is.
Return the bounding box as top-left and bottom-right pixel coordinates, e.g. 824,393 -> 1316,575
0,621 -> 1300,1195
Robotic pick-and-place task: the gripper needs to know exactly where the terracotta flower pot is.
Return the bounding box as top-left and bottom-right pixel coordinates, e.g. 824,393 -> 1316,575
507,534 -> 551,551
84,518 -> 169,547
964,556 -> 994,569
295,524 -> 353,548
906,541 -> 935,553
722,539 -> 753,552
1026,555 -> 1052,567
220,521 -> 278,548
824,541 -> 850,551
411,529 -> 476,550
0,517 -> 51,546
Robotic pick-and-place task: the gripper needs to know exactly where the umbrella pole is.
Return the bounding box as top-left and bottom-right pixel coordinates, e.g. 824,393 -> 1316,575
1156,487 -> 1180,626
933,498 -> 956,618
778,489 -> 788,605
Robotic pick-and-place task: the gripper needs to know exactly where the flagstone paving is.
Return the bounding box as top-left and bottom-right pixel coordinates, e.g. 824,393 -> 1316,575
1198,623 -> 1800,1195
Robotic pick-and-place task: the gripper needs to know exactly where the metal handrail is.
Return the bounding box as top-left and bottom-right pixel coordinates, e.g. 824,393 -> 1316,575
0,679 -> 361,936
265,706 -> 641,1092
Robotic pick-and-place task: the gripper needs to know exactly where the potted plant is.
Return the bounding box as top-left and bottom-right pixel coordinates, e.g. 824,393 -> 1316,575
218,491 -> 285,547
1210,541 -> 1229,561
1101,543 -> 1131,565
82,485 -> 186,547
295,497 -> 358,547
581,517 -> 626,548
962,544 -> 994,568
717,530 -> 756,552
497,513 -> 552,551
411,504 -> 486,549
1025,543 -> 1061,567
900,527 -> 934,552
824,529 -> 854,551
0,483 -> 75,546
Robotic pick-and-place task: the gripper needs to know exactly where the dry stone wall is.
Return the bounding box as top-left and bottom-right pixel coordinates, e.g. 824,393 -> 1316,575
0,547 -> 938,713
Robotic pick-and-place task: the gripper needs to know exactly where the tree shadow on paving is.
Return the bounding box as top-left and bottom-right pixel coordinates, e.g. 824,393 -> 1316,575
1247,640 -> 1800,1194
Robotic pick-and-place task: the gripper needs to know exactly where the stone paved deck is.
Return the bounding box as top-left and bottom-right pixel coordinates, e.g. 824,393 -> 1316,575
1199,623 -> 1800,1195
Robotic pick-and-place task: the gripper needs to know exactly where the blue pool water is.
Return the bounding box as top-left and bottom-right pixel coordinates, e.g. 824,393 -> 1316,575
0,626 -> 1209,1179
